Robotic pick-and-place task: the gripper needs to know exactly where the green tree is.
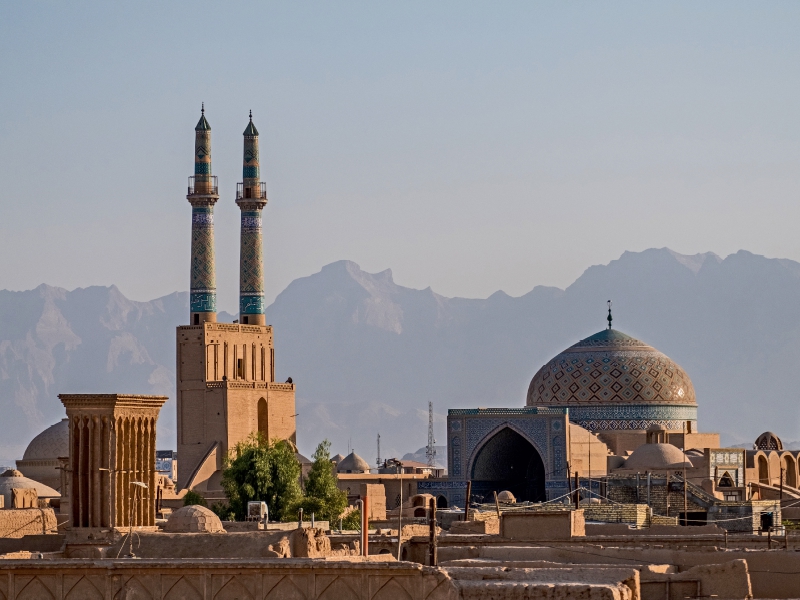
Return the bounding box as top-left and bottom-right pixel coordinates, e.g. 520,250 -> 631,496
286,440 -> 348,523
220,434 -> 302,521
183,489 -> 207,507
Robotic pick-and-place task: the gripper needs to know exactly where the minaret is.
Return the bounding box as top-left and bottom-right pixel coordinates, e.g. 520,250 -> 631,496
236,111 -> 267,325
186,104 -> 219,325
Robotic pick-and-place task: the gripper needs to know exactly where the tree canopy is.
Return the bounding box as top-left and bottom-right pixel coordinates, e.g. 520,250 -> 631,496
220,434 -> 302,521
286,440 -> 348,524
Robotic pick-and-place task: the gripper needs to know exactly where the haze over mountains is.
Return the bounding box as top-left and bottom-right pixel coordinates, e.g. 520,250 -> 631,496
1,247 -> 799,465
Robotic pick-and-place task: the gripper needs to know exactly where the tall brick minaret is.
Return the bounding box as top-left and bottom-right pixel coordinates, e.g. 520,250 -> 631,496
176,108 -> 295,500
236,111 -> 267,325
187,104 -> 219,325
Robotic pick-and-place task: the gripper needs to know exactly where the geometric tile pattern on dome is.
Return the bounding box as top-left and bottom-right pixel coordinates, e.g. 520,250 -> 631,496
527,329 -> 696,411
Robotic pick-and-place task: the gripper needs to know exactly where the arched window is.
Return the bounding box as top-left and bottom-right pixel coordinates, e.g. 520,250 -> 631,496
718,471 -> 734,487
436,495 -> 448,509
783,455 -> 797,488
257,398 -> 268,440
758,455 -> 770,484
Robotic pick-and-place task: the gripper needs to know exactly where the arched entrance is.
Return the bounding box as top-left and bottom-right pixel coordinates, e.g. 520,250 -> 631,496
470,427 -> 546,503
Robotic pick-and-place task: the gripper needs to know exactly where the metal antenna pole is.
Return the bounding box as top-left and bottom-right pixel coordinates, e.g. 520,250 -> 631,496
376,433 -> 381,468
426,402 -> 436,468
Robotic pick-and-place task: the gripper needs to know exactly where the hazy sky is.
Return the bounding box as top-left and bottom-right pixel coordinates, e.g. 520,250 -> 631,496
2,2 -> 800,313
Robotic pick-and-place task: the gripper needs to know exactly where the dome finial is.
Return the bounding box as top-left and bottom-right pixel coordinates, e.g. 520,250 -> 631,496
249,109 -> 252,121
607,300 -> 612,330
201,102 -> 204,115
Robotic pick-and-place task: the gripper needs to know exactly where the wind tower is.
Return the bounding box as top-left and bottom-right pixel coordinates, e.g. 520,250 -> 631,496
187,104 -> 219,325
426,401 -> 437,467
176,108 -> 296,500
237,111 -> 267,325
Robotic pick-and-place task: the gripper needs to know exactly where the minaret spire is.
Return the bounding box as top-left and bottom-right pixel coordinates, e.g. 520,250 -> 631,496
236,111 -> 267,325
186,105 -> 219,325
607,300 -> 613,330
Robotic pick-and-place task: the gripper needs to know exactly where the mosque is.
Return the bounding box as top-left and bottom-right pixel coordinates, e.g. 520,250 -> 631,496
421,305 -> 800,522
6,108 -> 800,530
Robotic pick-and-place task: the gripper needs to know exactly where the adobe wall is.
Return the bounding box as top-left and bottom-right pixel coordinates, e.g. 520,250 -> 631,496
437,543 -> 800,599
500,510 -> 585,540
101,531 -> 302,559
0,558 -> 457,600
0,509 -> 57,538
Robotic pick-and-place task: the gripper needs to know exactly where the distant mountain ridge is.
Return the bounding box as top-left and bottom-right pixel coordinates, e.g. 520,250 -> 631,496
2,248 -> 799,465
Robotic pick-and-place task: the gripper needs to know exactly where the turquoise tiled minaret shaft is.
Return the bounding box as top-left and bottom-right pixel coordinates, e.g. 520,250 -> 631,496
187,104 -> 219,325
236,111 -> 267,326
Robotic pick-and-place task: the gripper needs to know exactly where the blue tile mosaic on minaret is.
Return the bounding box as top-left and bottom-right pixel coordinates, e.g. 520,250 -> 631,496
187,104 -> 219,320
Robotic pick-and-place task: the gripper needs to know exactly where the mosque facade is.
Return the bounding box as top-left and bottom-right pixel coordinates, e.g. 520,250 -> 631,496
421,312 -> 724,508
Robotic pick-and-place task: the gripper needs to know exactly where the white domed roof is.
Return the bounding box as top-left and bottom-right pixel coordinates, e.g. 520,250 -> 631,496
622,443 -> 692,472
23,419 -> 69,461
336,452 -> 370,473
0,469 -> 59,507
164,505 -> 225,533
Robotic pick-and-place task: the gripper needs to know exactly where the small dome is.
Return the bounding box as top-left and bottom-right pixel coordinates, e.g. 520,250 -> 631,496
336,452 -> 370,473
0,471 -> 59,507
22,419 -> 69,461
755,432 -> 783,451
622,443 -> 692,472
164,505 -> 225,533
331,454 -> 345,464
497,491 -> 516,504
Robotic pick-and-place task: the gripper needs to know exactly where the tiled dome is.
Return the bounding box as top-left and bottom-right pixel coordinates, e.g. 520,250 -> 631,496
22,419 -> 69,460
164,505 -> 225,533
527,329 -> 697,431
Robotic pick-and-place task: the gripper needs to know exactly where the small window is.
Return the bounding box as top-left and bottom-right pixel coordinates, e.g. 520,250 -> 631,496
242,316 -> 249,324
237,359 -> 243,379
193,314 -> 199,325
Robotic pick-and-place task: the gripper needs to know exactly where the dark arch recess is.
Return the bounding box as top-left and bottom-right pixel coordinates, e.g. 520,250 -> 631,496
470,427 -> 546,503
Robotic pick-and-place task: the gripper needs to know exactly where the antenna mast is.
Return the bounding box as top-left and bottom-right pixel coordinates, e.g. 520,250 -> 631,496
426,402 -> 437,467
376,433 -> 381,467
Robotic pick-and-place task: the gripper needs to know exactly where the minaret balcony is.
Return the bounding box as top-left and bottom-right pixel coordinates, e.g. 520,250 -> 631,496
236,182 -> 267,200
188,176 -> 218,196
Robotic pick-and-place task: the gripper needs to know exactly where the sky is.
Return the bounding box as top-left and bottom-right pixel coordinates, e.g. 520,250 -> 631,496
2,2 -> 800,312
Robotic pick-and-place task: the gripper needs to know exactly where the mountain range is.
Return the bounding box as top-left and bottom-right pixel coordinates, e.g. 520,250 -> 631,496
1,247 -> 799,466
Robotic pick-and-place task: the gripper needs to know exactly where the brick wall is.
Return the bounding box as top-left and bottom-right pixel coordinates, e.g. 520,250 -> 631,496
0,509 -> 57,538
